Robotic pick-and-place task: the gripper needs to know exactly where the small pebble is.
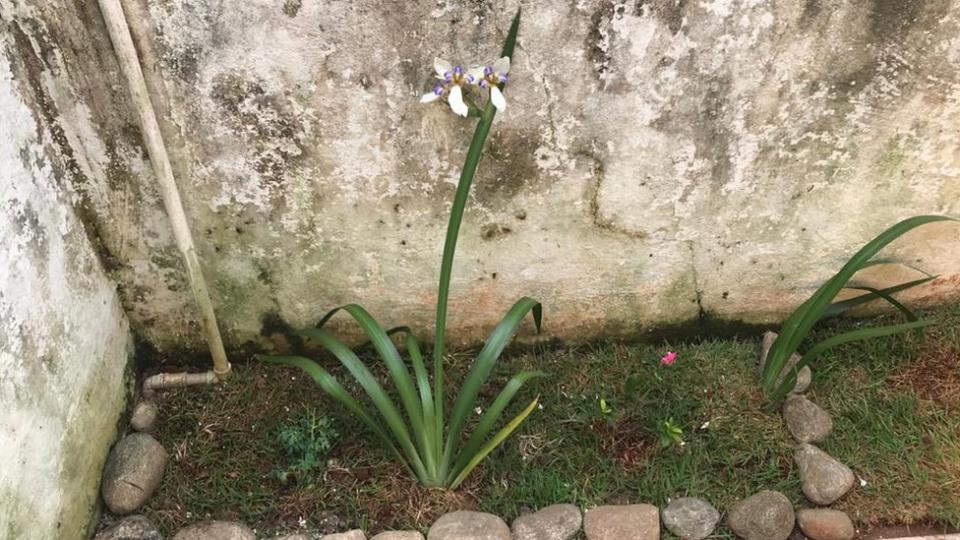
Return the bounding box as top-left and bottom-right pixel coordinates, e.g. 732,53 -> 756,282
130,401 -> 159,432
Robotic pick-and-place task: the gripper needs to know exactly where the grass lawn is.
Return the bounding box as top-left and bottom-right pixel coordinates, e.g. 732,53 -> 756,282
142,306 -> 960,537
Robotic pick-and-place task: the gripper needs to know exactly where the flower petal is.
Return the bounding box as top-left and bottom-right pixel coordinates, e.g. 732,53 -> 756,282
659,351 -> 678,366
492,56 -> 511,75
490,85 -> 507,111
466,66 -> 485,85
434,58 -> 453,78
420,92 -> 441,103
448,85 -> 469,117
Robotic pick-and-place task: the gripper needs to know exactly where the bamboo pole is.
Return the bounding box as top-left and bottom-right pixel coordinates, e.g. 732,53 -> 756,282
97,0 -> 231,378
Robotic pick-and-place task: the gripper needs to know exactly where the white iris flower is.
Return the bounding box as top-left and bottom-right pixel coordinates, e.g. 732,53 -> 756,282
420,58 -> 470,117
467,56 -> 510,111
420,56 -> 511,115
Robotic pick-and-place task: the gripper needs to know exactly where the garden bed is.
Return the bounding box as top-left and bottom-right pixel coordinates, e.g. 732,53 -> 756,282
140,307 -> 960,538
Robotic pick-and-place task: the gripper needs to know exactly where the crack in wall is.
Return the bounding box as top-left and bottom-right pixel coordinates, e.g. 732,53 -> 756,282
539,73 -> 560,149
577,148 -> 650,239
687,240 -> 706,322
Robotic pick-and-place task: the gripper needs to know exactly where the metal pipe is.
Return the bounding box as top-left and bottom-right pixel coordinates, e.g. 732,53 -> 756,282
142,371 -> 219,398
97,0 -> 231,378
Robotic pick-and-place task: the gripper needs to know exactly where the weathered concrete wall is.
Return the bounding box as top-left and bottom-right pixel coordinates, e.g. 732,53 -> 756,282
8,0 -> 960,355
0,8 -> 134,540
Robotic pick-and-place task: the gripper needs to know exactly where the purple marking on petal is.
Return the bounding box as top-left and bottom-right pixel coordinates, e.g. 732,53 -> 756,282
498,74 -> 508,83
479,80 -> 488,88
484,66 -> 493,75
466,74 -> 474,83
433,85 -> 444,95
453,66 -> 463,74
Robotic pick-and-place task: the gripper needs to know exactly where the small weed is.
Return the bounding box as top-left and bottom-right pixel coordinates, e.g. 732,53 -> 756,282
271,411 -> 338,484
658,419 -> 684,448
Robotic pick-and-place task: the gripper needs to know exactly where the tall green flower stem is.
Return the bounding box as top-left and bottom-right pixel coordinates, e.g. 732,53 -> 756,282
433,75 -> 504,470
260,8 -> 542,489
432,7 -> 524,484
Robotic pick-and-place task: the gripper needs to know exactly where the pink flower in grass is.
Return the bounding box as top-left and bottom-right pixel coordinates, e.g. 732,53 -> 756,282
660,351 -> 678,366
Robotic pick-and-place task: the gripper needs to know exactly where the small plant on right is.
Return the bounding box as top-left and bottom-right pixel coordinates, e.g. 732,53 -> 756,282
762,215 -> 957,407
271,411 -> 338,484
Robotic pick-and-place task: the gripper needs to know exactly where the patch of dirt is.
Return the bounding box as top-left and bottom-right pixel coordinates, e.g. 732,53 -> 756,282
859,522 -> 959,539
595,416 -> 656,471
889,340 -> 960,408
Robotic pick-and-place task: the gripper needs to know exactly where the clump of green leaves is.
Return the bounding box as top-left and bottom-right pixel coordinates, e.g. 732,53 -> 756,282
658,419 -> 684,448
762,215 -> 957,407
259,9 -> 542,489
271,411 -> 338,484
598,397 -> 613,416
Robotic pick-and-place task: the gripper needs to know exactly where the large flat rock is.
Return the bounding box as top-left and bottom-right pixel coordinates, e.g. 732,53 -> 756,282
101,433 -> 168,514
428,511 -> 511,540
583,504 -> 659,540
512,504 -> 582,540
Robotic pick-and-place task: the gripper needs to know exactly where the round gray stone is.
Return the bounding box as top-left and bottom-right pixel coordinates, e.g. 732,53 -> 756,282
782,395 -> 833,444
171,521 -> 255,540
795,444 -> 856,505
130,401 -> 159,432
583,504 -> 659,540
323,531 -> 367,540
726,490 -> 795,540
370,533 -> 424,540
796,508 -> 855,540
101,433 -> 168,514
428,511 -> 510,540
94,515 -> 163,540
759,331 -> 812,393
274,535 -> 311,540
512,504 -> 582,540
661,497 -> 720,540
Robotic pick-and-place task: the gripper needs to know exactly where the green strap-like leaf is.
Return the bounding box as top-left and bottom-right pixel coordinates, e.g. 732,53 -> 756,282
309,305 -> 433,476
768,319 -> 935,405
822,276 -> 936,320
840,285 -> 919,321
254,354 -> 410,473
498,6 -> 522,64
387,325 -> 438,477
296,328 -> 429,482
763,215 -> 955,394
858,259 -> 935,276
448,396 -> 540,489
446,370 -> 546,484
442,297 -> 541,472
386,326 -> 435,426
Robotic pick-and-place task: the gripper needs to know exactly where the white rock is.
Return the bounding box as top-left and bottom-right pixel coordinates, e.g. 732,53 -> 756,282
583,504 -> 659,540
428,511 -> 510,540
130,400 -> 159,432
172,521 -> 256,540
512,504 -> 582,540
